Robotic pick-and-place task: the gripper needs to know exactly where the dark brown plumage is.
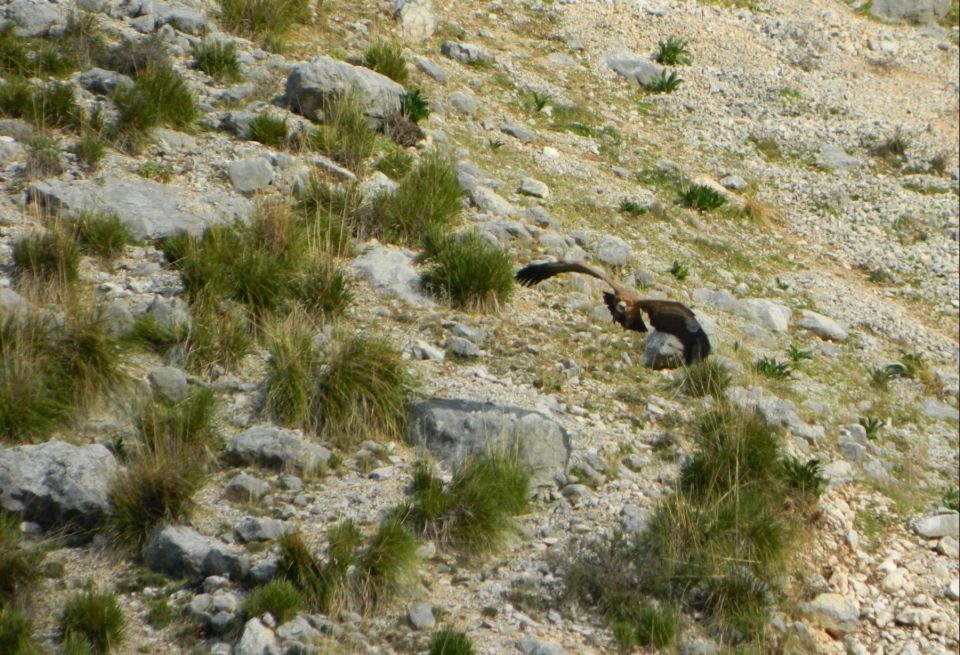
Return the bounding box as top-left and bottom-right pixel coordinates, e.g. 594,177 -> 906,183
515,261 -> 711,365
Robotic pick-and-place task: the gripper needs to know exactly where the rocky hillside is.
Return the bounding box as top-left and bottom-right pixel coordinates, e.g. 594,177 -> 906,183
0,0 -> 958,654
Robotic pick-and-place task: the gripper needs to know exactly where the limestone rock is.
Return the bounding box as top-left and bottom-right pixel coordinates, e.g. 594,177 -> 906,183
285,56 -> 404,124
224,425 -> 331,475
798,310 -> 848,341
798,593 -> 860,637
143,525 -> 250,580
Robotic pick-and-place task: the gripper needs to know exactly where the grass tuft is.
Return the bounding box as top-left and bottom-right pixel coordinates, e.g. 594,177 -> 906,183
363,41 -> 408,84
13,230 -> 80,284
72,211 -> 133,260
680,360 -> 731,399
245,580 -> 306,623
421,230 -> 514,311
249,112 -> 289,147
643,70 -> 683,93
0,514 -> 42,607
309,90 -> 377,172
218,0 -> 310,46
429,627 -> 475,655
60,589 -> 125,655
612,603 -> 677,650
655,36 -> 691,65
111,63 -> 198,153
194,40 -> 243,83
680,183 -> 726,212
0,607 -> 39,655
395,456 -> 529,556
72,132 -> 107,170
753,356 -> 792,380
263,314 -> 322,431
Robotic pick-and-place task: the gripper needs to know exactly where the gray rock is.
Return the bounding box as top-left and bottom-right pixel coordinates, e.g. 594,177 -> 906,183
798,310 -> 848,341
947,579 -> 960,600
4,0 -> 62,36
146,296 -> 192,331
449,336 -> 480,357
719,175 -> 747,191
407,601 -> 435,630
411,340 -> 445,362
526,206 -> 554,227
914,511 -> 959,539
236,517 -> 288,542
448,92 -> 478,116
0,441 -> 116,531
470,186 -> 515,216
819,144 -> 861,171
359,171 -> 398,198
798,593 -> 860,637
351,244 -> 435,306
406,398 -> 571,489
224,425 -> 331,475
0,118 -> 33,140
519,178 -> 549,198
224,473 -> 271,503
158,4 -> 208,34
0,137 -> 24,164
728,387 -> 825,442
516,637 -> 572,655
595,235 -> 631,267
440,41 -> 493,65
228,157 -> 275,193
501,123 -> 536,143
693,288 -> 742,314
102,300 -> 135,338
921,398 -> 959,422
680,638 -> 719,655
0,288 -> 31,316
285,56 -> 404,124
76,68 -> 134,95
602,51 -> 665,86
414,56 -> 447,83
143,525 -> 250,580
871,0 -> 950,23
28,178 -> 251,240
742,298 -> 791,332
395,0 -> 436,41
235,618 -> 280,655
276,616 -> 321,643
149,366 -> 189,401
643,331 -> 686,369
620,504 -> 650,534
153,127 -> 197,152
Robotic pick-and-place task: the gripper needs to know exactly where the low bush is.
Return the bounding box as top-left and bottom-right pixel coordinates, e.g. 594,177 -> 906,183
655,36 -> 691,66
245,580 -> 306,623
679,183 -> 726,212
309,90 -> 377,172
194,40 -> 242,82
429,627 -> 475,655
421,230 -> 514,311
363,41 -> 408,84
249,112 -> 289,147
60,589 -> 125,655
72,210 -> 132,260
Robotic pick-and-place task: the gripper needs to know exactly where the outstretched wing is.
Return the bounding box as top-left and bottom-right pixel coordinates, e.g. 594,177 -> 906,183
640,300 -> 711,364
515,261 -> 638,299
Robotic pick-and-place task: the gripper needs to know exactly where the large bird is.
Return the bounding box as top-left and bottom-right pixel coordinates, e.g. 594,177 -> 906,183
515,261 -> 711,365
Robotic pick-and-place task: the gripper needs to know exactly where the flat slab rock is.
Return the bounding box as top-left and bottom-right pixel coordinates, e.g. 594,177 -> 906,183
224,425 -> 331,476
143,525 -> 250,580
0,440 -> 116,531
350,243 -> 435,306
27,178 -> 252,240
406,398 -> 571,489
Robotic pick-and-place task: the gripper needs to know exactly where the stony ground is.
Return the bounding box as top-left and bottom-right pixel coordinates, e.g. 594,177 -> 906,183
1,0 -> 958,654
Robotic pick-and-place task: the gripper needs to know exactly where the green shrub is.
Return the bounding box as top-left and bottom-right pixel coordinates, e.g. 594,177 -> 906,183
292,259 -> 352,319
429,627 -> 475,655
218,0 -> 310,44
126,314 -> 188,359
276,530 -> 333,611
780,457 -> 827,502
112,63 -> 197,152
0,514 -> 42,607
0,607 -> 38,655
655,36 -> 691,65
355,517 -> 419,610
421,230 -> 514,311
294,178 -> 361,253
612,603 -> 677,650
194,40 -> 243,82
396,456 -> 529,556
869,365 -> 899,391
12,230 -> 80,283
24,133 -> 64,178
137,162 -> 173,182
679,183 -> 726,211
753,356 -> 792,380
264,315 -> 322,431
249,112 -> 289,147
72,133 -> 107,170
401,89 -> 430,124
669,260 -> 689,281
309,90 -> 377,172
363,41 -> 408,84
643,70 -> 683,93
680,360 -> 731,399
100,34 -> 169,75
369,150 -> 462,246
377,147 -> 414,180
60,589 -> 125,655
786,344 -> 812,366
245,580 -> 306,623
73,211 -> 132,260
871,129 -> 909,166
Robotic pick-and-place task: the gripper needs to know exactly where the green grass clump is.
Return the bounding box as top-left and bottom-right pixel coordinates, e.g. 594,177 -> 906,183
753,356 -> 792,380
24,133 -> 64,178
245,580 -> 306,623
111,63 -> 198,152
401,88 -> 430,124
377,146 -> 415,180
618,198 -> 647,216
679,183 -> 726,212
871,129 -> 909,167
314,335 -> 413,449
395,456 -> 529,556
669,260 -> 689,281
309,90 -> 378,172
194,40 -> 243,82
612,603 -> 677,650
218,0 -> 310,46
429,627 -> 475,655
12,230 -> 80,284
643,70 -> 683,93
72,211 -> 133,260
0,77 -> 81,130
137,162 -> 173,182
293,259 -> 352,318
565,404 -> 818,646
0,514 -> 42,607
0,607 -> 39,655
100,34 -> 170,76
106,388 -> 217,548
363,41 -> 408,84
72,133 -> 107,170
786,344 -> 812,366
858,416 -> 881,440
421,230 -> 514,311
655,36 -> 691,65
277,519 -> 418,615
181,300 -> 253,374
249,112 -> 289,147
367,150 -> 462,246
680,360 -> 731,399
263,314 -> 321,430
60,589 -> 125,655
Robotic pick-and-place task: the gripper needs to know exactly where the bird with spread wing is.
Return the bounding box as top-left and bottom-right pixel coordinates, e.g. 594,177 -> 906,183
515,261 -> 711,365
